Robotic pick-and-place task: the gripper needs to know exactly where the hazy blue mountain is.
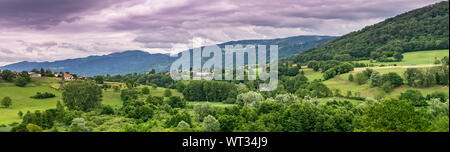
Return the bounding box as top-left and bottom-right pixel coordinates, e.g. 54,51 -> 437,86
0,35 -> 336,76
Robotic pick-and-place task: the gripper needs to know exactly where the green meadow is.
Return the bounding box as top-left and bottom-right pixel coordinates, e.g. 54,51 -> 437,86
0,78 -> 61,125
323,71 -> 449,99
302,50 -> 449,99
356,49 -> 449,66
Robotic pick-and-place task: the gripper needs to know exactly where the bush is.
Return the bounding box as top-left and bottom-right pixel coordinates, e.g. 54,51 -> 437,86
223,98 -> 236,104
26,123 -> 43,132
348,74 -> 354,81
164,89 -> 172,97
176,121 -> 191,132
1,97 -> 12,108
30,92 -> 56,99
426,92 -> 449,103
399,89 -> 426,106
236,91 -> 264,107
166,96 -> 186,108
100,105 -> 115,115
141,87 -> 150,94
15,76 -> 28,87
355,73 -> 369,85
203,115 -> 220,132
381,72 -> 403,88
165,111 -> 192,128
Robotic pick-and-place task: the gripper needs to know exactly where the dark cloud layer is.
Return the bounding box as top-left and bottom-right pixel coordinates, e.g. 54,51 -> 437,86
0,0 -> 127,29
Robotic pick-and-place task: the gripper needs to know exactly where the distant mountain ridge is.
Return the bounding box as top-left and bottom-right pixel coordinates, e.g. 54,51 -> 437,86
0,35 -> 336,76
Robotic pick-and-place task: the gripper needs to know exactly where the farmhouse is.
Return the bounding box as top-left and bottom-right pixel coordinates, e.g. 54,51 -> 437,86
64,73 -> 74,81
28,72 -> 42,77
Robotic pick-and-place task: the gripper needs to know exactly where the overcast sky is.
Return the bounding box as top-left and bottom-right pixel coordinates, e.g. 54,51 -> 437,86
0,0 -> 444,66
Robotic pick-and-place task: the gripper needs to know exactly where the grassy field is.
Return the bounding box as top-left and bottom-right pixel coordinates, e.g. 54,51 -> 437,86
323,68 -> 449,99
301,68 -> 323,81
0,78 -> 61,125
356,49 -> 449,66
304,50 -> 449,99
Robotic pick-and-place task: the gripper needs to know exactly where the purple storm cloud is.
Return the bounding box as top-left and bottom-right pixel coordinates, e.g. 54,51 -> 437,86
0,0 -> 444,66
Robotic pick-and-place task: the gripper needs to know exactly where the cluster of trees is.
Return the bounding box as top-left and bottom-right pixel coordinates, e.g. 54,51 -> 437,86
62,81 -> 103,112
290,1 -> 449,63
278,62 -> 300,76
182,81 -> 238,102
277,74 -> 333,99
305,60 -> 355,80
350,69 -> 404,92
11,101 -> 71,132
370,51 -> 403,62
104,71 -> 174,88
307,60 -> 342,72
404,57 -> 449,87
323,63 -> 354,80
193,91 -> 448,132
0,70 -> 32,87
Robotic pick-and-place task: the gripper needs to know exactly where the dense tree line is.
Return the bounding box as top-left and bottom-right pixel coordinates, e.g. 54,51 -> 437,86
105,72 -> 174,88
323,63 -> 354,80
182,80 -> 238,102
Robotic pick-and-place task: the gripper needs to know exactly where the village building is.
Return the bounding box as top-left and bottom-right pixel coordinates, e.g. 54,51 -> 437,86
64,73 -> 74,81
79,75 -> 88,80
28,72 -> 42,77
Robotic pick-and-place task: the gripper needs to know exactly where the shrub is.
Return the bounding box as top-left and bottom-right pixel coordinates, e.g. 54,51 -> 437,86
141,87 -> 150,94
355,73 -> 369,85
399,89 -> 426,106
1,97 -> 12,108
203,115 -> 220,132
164,89 -> 172,97
30,92 -> 56,99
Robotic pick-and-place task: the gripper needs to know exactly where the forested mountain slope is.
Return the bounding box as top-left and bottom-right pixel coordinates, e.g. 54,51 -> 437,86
290,1 -> 449,63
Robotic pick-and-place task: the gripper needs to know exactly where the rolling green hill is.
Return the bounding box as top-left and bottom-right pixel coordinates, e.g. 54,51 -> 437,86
290,1 -> 449,63
0,78 -> 182,125
318,50 -> 449,99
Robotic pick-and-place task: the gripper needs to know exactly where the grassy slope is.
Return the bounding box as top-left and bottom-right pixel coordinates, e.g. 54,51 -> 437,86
323,71 -> 448,99
321,50 -> 449,99
0,78 -> 61,125
356,50 -> 449,66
